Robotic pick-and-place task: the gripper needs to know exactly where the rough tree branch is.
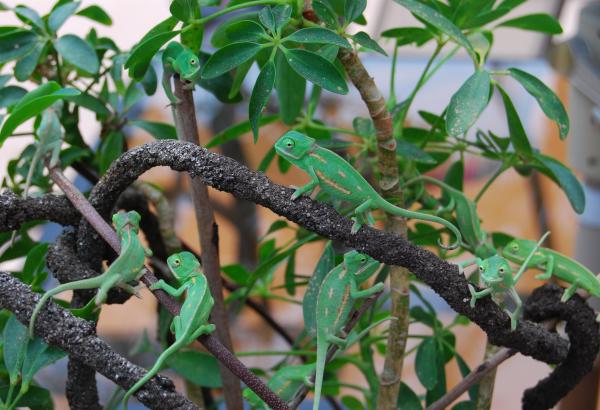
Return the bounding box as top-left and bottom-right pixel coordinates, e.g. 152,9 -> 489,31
93,139 -> 568,364
0,272 -> 199,410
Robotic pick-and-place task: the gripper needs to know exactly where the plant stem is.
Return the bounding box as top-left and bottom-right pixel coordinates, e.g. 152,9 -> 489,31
172,78 -> 243,410
192,0 -> 282,26
474,163 -> 509,203
47,166 -> 290,410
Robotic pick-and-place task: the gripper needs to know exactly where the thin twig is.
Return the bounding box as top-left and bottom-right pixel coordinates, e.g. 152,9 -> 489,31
47,166 -> 290,410
172,77 -> 243,409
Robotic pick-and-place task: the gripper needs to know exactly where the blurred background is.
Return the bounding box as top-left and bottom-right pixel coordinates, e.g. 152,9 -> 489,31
1,0 -> 599,408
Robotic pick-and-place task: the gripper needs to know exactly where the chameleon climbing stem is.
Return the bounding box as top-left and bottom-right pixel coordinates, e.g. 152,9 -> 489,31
123,252 -> 215,409
29,211 -> 151,338
274,131 -> 461,249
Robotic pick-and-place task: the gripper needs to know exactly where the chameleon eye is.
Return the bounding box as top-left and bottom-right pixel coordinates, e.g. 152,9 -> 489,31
174,259 -> 180,266
499,268 -> 505,273
285,138 -> 295,148
190,59 -> 196,65
478,266 -> 483,271
512,244 -> 519,250
360,257 -> 366,263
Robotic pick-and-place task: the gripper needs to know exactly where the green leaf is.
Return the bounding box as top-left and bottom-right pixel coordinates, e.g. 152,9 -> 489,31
455,354 -> 478,401
259,6 -> 276,34
497,85 -> 532,156
0,83 -> 79,146
508,67 -> 569,139
0,30 -> 38,64
21,243 -> 48,285
452,401 -> 476,410
76,5 -> 112,25
283,48 -> 348,95
98,131 -> 124,174
393,0 -> 475,58
0,84 -> 19,105
14,6 -> 45,31
0,385 -> 53,409
130,120 -> 177,140
249,60 -> 275,143
381,27 -> 432,46
126,27 -> 180,80
272,4 -> 292,33
344,0 -> 366,23
352,31 -> 387,55
284,253 -> 296,295
275,51 -> 305,125
48,1 -> 81,33
303,242 -> 335,335
21,338 -> 66,387
533,152 -> 585,214
54,35 -> 99,75
211,12 -> 259,47
3,315 -> 28,385
415,338 -> 438,390
170,0 -> 198,22
167,350 -> 222,388
498,13 -> 562,34
123,83 -> 144,112
197,52 -> 243,103
225,20 -> 267,43
341,395 -> 364,410
64,93 -> 110,117
141,64 -> 158,95
284,27 -> 351,49
446,70 -> 491,137
222,264 -> 250,286
396,140 -> 435,164
206,114 -> 279,147
14,40 -> 47,81
201,42 -> 262,79
397,382 -> 424,410
313,0 -> 339,28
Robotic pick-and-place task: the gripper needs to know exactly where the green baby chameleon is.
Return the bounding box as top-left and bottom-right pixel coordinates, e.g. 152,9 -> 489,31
404,175 -> 495,258
123,251 -> 215,409
243,364 -> 315,409
503,238 -> 600,303
29,211 -> 151,338
463,232 -> 550,330
161,42 -> 201,105
312,251 -> 385,410
274,131 -> 461,249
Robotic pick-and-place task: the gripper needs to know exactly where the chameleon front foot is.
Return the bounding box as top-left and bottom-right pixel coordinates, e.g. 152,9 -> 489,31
467,284 -> 477,308
350,217 -> 362,234
507,310 -> 519,331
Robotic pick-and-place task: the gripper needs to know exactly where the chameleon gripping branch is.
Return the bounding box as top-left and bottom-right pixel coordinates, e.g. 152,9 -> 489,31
0,272 -> 200,410
47,166 -> 291,410
95,140 -> 569,365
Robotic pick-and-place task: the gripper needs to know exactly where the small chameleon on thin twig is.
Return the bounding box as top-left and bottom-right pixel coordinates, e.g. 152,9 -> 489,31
123,251 -> 215,409
461,232 -> 550,330
503,238 -> 600,305
311,250 -> 392,410
29,211 -> 151,338
274,131 -> 462,249
161,41 -> 201,106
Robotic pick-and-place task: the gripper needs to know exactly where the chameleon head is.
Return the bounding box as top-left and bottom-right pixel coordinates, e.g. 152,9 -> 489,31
502,239 -> 521,258
176,50 -> 201,81
112,210 -> 141,234
274,131 -> 315,161
344,251 -> 381,283
479,255 -> 513,288
167,251 -> 201,280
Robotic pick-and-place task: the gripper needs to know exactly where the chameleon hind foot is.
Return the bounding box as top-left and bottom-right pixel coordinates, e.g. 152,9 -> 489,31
507,310 -> 519,331
350,217 -> 362,234
467,284 -> 477,308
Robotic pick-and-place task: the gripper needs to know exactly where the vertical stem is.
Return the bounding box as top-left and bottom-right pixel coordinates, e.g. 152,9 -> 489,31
337,47 -> 409,410
475,341 -> 501,410
172,79 -> 243,410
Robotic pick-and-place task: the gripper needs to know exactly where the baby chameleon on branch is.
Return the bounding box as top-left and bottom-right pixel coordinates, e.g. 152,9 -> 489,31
29,211 -> 151,338
274,131 -> 461,249
123,251 -> 215,409
312,251 -> 386,410
503,238 -> 600,304
161,41 -> 201,105
463,232 -> 550,330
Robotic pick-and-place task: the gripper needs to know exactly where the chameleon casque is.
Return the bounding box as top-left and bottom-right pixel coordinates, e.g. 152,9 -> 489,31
312,251 -> 385,410
123,251 -> 215,409
29,211 -> 151,337
243,364 -> 315,409
274,131 -> 462,249
503,238 -> 600,304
